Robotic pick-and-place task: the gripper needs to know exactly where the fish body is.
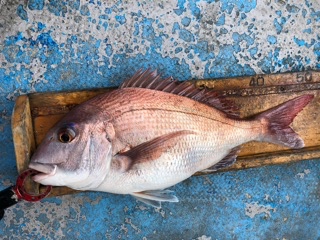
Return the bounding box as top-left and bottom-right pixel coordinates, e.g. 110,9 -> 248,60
29,69 -> 313,207
88,87 -> 259,194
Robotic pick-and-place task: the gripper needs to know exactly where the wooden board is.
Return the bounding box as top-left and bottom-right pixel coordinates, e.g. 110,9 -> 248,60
11,70 -> 320,196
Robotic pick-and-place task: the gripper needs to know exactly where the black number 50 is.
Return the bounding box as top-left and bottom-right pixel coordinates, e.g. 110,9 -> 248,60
296,72 -> 312,83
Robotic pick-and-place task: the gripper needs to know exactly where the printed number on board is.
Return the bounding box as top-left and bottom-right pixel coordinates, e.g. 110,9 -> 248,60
296,72 -> 312,83
249,76 -> 265,87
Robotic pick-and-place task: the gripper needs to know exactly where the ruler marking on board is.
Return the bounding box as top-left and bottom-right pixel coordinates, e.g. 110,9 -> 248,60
194,70 -> 320,97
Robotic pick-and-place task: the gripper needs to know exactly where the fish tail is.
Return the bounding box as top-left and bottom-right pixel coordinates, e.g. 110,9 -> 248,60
256,94 -> 313,149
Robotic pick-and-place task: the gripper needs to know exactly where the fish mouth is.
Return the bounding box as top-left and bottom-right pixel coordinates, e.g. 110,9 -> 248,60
28,163 -> 57,182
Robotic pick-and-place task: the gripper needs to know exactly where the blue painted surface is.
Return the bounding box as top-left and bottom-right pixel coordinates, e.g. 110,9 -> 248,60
0,0 -> 319,239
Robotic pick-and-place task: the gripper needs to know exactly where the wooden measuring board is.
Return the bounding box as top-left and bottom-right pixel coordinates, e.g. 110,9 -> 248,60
11,70 -> 320,196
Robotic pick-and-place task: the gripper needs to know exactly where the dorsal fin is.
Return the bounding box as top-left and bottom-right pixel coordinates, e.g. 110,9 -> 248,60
120,68 -> 239,117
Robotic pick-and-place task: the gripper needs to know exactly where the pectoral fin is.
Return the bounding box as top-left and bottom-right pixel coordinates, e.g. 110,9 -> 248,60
114,130 -> 194,172
131,190 -> 179,208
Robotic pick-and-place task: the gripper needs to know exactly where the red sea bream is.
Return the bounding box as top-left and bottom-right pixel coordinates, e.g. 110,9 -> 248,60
29,69 -> 313,207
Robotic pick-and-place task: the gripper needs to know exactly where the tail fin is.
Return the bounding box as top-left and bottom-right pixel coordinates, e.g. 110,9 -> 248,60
256,94 -> 313,149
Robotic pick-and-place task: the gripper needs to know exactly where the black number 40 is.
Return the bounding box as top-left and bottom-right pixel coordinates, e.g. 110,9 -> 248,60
249,76 -> 264,87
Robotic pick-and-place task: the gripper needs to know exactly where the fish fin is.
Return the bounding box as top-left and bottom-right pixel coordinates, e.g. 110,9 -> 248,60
132,196 -> 161,208
120,68 -> 239,117
131,190 -> 179,208
256,94 -> 313,149
119,68 -> 172,89
190,89 -> 239,118
114,130 -> 195,171
200,146 -> 241,173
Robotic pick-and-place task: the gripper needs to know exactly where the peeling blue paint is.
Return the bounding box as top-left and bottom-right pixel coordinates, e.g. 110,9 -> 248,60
221,0 -> 256,13
102,22 -> 108,30
248,46 -> 258,58
215,13 -> 225,26
174,0 -> 186,16
188,0 -> 201,19
68,0 -> 80,10
80,4 -> 90,16
175,47 -> 183,53
220,27 -> 228,34
267,35 -> 277,44
179,29 -> 195,42
310,8 -> 320,22
133,22 -> 139,36
204,44 -> 255,78
232,32 -> 254,48
273,18 -> 282,34
37,32 -> 58,47
99,14 -> 108,20
275,10 -> 281,17
16,5 -> 28,22
37,22 -> 46,32
192,41 -> 214,61
105,44 -> 113,57
27,0 -> 44,11
47,0 -> 68,17
181,17 -> 191,27
294,36 -> 316,48
172,22 -> 180,34
140,18 -> 166,51
303,28 -> 312,34
286,4 -> 300,13
220,2 -> 234,14
115,15 -> 126,25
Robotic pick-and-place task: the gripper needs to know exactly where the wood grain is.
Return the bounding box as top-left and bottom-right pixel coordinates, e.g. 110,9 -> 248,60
11,95 -> 36,173
11,96 -> 38,194
12,70 -> 320,196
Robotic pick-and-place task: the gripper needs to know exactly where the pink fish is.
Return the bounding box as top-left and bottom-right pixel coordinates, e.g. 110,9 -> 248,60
29,69 -> 313,207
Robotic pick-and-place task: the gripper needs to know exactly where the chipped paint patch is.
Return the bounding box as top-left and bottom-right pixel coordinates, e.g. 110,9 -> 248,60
285,195 -> 290,202
125,218 -> 141,234
264,194 -> 270,201
296,169 -> 311,178
245,193 -> 252,199
136,205 -> 148,211
154,208 -> 166,218
202,175 -> 213,185
196,235 -> 212,240
245,202 -> 275,218
3,195 -> 85,239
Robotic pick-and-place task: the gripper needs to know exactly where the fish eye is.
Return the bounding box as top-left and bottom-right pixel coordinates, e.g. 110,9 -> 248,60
58,127 -> 76,143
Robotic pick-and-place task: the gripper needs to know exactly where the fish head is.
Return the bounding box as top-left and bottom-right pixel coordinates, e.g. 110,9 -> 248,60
29,105 -> 114,190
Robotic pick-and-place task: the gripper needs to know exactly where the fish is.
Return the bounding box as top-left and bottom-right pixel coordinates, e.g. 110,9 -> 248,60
28,69 -> 313,208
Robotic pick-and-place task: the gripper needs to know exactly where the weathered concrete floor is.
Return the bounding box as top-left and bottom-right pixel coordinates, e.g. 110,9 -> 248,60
0,0 -> 319,239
